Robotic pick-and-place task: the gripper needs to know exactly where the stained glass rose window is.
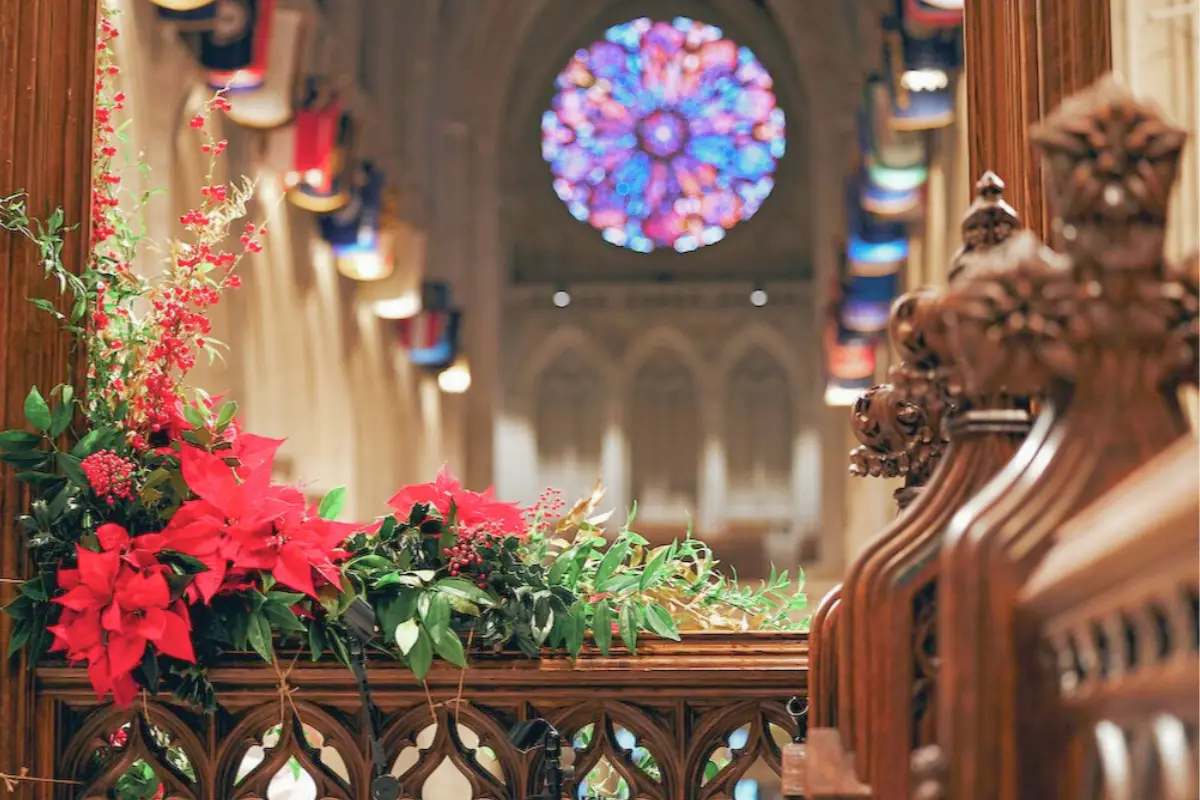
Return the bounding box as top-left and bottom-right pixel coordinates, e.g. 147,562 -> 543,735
541,17 -> 786,253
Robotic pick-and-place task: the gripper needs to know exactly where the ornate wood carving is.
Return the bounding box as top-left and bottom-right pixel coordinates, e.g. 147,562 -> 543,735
935,75 -> 1198,800
0,0 -> 97,784
39,634 -> 807,799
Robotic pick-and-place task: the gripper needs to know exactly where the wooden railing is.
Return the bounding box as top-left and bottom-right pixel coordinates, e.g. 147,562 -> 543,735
35,632 -> 807,799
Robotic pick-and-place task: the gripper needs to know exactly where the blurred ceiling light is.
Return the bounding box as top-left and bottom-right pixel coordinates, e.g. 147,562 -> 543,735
824,384 -> 866,407
552,288 -> 571,308
750,287 -> 768,307
356,225 -> 427,319
223,9 -> 305,130
901,68 -> 949,93
437,356 -> 472,394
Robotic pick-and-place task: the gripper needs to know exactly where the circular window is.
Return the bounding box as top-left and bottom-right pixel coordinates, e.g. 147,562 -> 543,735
541,17 -> 786,254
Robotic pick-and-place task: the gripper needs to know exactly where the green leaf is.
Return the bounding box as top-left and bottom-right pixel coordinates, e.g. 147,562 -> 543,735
18,577 -> 47,602
619,603 -> 638,654
50,392 -> 74,438
262,603 -> 307,634
56,453 -> 88,487
307,622 -> 327,661
547,549 -> 575,586
318,487 -> 347,521
394,618 -> 420,655
421,592 -> 451,636
247,611 -> 274,662
266,591 -> 304,606
215,401 -> 238,429
593,539 -> 628,592
430,624 -> 467,668
565,601 -> 587,657
0,430 -> 40,452
407,628 -> 434,680
24,387 -> 51,432
7,619 -> 32,658
435,577 -> 496,608
2,595 -> 33,621
592,600 -> 613,656
181,403 -> 208,431
645,604 -> 681,641
376,591 -> 417,636
639,546 -> 671,591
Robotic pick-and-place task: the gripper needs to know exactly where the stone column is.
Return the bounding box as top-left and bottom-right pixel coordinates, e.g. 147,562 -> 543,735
0,0 -> 97,777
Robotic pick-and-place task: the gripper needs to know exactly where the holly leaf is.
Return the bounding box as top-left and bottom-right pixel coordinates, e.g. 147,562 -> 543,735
318,487 -> 346,521
592,600 -> 613,656
24,387 -> 51,432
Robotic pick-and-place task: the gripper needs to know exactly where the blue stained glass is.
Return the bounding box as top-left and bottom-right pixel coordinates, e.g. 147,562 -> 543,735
542,16 -> 786,253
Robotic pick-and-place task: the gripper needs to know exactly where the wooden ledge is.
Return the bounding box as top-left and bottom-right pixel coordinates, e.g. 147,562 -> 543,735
36,631 -> 809,708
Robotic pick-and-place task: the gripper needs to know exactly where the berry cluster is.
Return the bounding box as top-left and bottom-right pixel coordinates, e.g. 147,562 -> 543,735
80,450 -> 138,505
443,525 -> 507,587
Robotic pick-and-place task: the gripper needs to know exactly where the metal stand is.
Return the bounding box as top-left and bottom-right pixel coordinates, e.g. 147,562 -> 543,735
509,718 -> 576,799
344,598 -> 404,800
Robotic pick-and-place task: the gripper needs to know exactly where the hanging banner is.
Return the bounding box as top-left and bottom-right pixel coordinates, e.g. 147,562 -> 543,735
882,30 -> 957,131
399,309 -> 461,369
823,322 -> 877,406
155,1 -> 218,29
903,0 -> 964,31
222,6 -> 305,129
841,273 -> 901,333
285,91 -> 350,214
202,0 -> 274,93
846,189 -> 910,275
319,162 -> 385,254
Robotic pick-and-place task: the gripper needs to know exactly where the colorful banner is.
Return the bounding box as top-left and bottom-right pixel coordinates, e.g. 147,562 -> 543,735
823,323 -> 877,406
903,0 -> 964,30
883,30 -> 958,131
399,309 -> 461,369
287,95 -> 354,213
318,162 -> 385,254
841,273 -> 901,333
201,0 -> 274,93
222,6 -> 304,130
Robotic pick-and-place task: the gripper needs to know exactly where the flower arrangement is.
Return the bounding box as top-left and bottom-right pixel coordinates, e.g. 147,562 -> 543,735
0,7 -> 807,713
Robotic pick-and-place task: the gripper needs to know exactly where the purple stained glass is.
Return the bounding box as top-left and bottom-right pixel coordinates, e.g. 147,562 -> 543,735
541,17 -> 787,254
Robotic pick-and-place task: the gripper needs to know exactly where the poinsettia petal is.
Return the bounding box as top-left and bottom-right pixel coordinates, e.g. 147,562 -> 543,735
77,547 -> 120,594
232,433 -> 284,472
107,632 -> 148,677
192,560 -> 228,603
101,600 -> 124,633
86,657 -> 114,702
110,668 -> 140,709
179,444 -> 244,518
96,523 -> 131,551
154,610 -> 196,663
273,545 -> 317,598
137,607 -> 167,639
57,583 -> 108,613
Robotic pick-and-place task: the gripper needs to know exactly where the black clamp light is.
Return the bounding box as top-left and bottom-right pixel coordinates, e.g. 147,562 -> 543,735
343,597 -> 404,800
508,718 -> 576,799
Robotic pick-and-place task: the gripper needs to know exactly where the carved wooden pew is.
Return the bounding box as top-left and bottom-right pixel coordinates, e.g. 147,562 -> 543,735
1019,436 -> 1199,800
792,175 -> 1036,799
931,75 -> 1199,800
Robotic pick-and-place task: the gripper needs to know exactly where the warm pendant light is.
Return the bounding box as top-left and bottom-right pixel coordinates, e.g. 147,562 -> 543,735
437,356 -> 472,395
357,224 -> 426,319
150,0 -> 216,9
222,8 -> 305,130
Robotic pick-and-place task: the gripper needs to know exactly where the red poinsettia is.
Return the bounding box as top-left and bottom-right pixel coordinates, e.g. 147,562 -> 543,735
48,524 -> 194,707
387,465 -> 528,538
163,436 -> 351,600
